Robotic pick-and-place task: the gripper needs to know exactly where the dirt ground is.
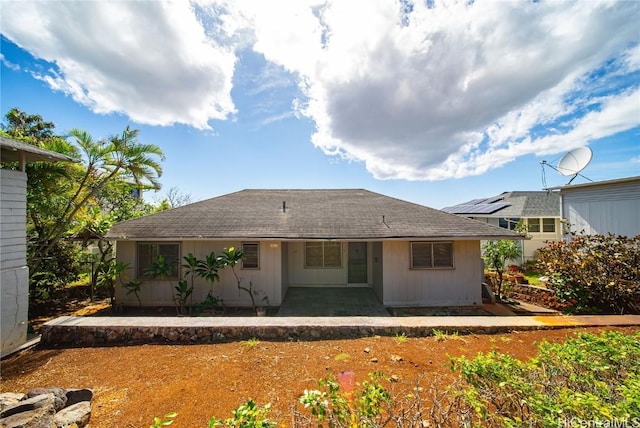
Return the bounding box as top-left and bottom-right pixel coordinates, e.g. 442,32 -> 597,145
2,325 -> 638,427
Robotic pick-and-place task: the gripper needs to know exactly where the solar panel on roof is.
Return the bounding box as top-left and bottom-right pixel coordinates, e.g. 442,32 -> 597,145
483,195 -> 506,204
443,203 -> 510,214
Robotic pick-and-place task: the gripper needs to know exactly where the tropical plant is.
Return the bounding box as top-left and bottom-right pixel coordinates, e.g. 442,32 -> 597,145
537,233 -> 640,314
174,280 -> 193,315
196,251 -> 223,296
123,279 -> 143,307
208,400 -> 275,428
220,247 -> 258,312
482,240 -> 522,300
199,292 -> 223,313
182,253 -> 199,313
145,255 -> 178,311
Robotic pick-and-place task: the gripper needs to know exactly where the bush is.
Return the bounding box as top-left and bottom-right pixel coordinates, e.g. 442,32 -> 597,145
452,330 -> 640,427
536,234 -> 640,314
150,331 -> 640,427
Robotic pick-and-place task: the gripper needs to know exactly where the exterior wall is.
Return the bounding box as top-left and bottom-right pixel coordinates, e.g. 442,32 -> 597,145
286,241 -> 373,287
371,242 -> 383,301
472,216 -> 560,263
381,240 -> 482,307
280,242 -> 289,301
561,180 -> 640,238
114,240 -> 283,307
1,169 -> 28,356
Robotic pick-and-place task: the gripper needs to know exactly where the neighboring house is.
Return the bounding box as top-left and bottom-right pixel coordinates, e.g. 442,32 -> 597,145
106,189 -> 523,309
0,135 -> 75,357
442,191 -> 561,262
548,176 -> 640,239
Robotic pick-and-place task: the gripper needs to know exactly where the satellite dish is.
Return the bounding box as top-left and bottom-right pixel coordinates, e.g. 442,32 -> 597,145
557,147 -> 592,177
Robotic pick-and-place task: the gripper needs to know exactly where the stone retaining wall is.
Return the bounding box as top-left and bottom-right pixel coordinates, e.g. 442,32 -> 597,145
509,283 -> 569,311
41,322 -> 542,347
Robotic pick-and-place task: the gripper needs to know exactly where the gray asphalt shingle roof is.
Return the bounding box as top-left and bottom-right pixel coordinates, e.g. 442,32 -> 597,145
442,191 -> 560,218
106,189 -> 524,241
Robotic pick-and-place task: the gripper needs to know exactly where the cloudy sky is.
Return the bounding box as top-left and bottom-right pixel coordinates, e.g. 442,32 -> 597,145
1,0 -> 638,208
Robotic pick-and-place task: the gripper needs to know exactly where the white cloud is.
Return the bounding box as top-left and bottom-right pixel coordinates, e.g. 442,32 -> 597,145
2,0 -> 638,179
237,0 -> 640,180
1,1 -> 237,130
0,54 -> 20,71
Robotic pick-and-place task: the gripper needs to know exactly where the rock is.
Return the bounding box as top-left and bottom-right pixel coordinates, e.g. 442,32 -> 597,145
65,389 -> 93,407
0,393 -> 25,412
1,394 -> 55,419
53,401 -> 91,428
1,407 -> 55,428
26,387 -> 67,411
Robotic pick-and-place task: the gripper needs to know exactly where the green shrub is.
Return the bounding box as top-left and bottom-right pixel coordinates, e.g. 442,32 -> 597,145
536,234 -> 640,314
452,330 -> 640,427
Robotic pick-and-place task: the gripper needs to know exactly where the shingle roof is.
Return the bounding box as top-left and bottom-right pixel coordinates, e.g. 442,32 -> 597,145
106,189 -> 524,241
0,135 -> 77,163
442,191 -> 559,218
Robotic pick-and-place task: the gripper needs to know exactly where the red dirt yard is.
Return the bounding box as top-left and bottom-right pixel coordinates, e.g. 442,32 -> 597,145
2,326 -> 637,427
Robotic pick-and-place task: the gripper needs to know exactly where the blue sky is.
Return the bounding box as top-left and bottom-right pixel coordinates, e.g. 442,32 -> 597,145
1,0 -> 638,209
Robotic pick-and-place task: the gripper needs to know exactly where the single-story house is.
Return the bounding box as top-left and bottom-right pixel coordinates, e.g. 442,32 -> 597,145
547,176 -> 640,239
106,189 -> 524,309
1,135 -> 76,357
442,191 -> 561,262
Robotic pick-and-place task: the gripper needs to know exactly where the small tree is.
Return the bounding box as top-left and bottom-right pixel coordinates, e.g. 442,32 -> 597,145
482,240 -> 522,300
220,247 -> 258,312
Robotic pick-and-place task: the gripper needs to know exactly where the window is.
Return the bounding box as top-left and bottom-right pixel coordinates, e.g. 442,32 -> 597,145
411,242 -> 454,269
543,218 -> 556,233
499,217 -> 520,230
242,242 -> 260,269
528,218 -> 541,233
305,242 -> 342,268
137,242 -> 180,279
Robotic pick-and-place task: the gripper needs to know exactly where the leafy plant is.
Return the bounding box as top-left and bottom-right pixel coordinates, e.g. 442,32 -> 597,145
181,253 -> 199,313
199,291 -> 223,313
482,240 -> 522,300
123,279 -> 143,307
393,332 -> 408,344
220,247 -> 258,312
196,251 -> 223,296
241,337 -> 260,349
451,330 -> 640,426
208,400 -> 275,428
537,233 -> 639,314
150,412 -> 177,427
174,280 -> 193,315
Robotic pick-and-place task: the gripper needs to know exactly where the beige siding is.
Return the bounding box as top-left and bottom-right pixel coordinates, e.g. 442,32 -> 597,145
115,240 -> 283,307
381,240 -> 482,307
0,169 -> 28,356
371,242 -> 383,301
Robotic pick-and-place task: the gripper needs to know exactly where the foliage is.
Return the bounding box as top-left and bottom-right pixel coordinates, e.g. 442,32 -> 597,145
199,292 -> 224,313
298,372 -> 392,427
536,233 -> 640,314
196,251 -> 223,294
208,400 -> 276,428
220,247 -> 258,311
482,240 -> 522,300
150,412 -> 177,427
3,108 -> 165,307
123,280 -> 143,307
174,280 -> 193,315
451,330 -> 640,427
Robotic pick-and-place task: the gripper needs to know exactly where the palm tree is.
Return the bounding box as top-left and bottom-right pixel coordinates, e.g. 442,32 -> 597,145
30,126 -> 165,274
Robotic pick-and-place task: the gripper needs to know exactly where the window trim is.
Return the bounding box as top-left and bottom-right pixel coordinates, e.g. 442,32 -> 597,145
528,218 -> 541,233
542,218 -> 556,233
136,242 -> 181,280
304,241 -> 343,269
410,241 -> 454,270
241,242 -> 260,270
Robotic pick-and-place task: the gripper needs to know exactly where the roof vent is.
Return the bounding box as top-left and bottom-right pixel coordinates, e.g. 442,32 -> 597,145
282,201 -> 286,213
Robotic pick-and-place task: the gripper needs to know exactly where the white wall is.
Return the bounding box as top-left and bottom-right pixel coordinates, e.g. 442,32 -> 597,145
561,180 -> 640,238
381,240 -> 482,307
286,241 -> 373,287
114,240 -> 283,307
1,169 -> 28,356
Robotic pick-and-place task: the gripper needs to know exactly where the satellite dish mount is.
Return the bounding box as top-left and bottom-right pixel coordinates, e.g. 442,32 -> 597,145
541,147 -> 593,186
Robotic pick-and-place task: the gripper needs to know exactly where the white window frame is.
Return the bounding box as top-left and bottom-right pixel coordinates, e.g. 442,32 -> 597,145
304,242 -> 343,268
136,242 -> 181,280
410,242 -> 454,269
